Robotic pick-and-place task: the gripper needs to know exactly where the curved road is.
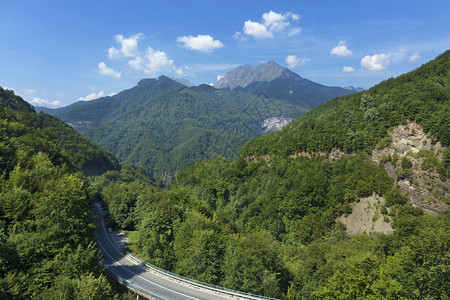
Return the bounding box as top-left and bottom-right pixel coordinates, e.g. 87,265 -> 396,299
94,203 -> 244,300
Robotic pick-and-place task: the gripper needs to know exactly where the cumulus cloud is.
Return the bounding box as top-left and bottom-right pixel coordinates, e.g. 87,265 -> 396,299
243,20 -> 273,40
286,55 -> 310,69
128,47 -> 176,75
342,66 -> 355,72
408,52 -> 421,62
262,10 -> 289,32
177,34 -> 224,53
286,55 -> 300,68
98,62 -> 121,78
330,40 -> 353,57
103,33 -> 186,78
217,74 -> 224,82
174,67 -> 185,76
108,33 -> 143,59
241,10 -> 301,40
78,91 -> 116,101
361,53 -> 392,71
262,11 -> 300,32
31,97 -> 63,108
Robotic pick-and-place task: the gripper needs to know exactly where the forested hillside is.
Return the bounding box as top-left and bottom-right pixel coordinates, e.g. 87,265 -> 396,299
1,88 -> 120,176
99,51 -> 449,299
0,88 -> 118,298
42,72 -> 352,180
40,76 -> 186,132
240,50 -> 450,157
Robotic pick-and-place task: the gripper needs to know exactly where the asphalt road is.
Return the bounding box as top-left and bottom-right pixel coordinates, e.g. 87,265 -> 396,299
93,203 -> 236,300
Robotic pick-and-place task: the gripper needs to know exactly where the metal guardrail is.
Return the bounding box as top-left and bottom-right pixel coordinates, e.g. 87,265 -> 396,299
96,203 -> 278,300
113,272 -> 165,300
126,252 -> 279,300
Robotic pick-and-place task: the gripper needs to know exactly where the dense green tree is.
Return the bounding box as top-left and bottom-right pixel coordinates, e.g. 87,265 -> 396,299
0,87 -> 117,298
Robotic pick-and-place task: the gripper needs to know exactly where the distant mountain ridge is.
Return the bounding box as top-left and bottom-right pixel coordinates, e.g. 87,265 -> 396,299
40,69 -> 356,179
37,75 -> 186,132
216,61 -> 302,89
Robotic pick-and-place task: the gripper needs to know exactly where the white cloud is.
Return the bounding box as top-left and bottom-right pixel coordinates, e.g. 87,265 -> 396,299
98,62 -> 121,78
108,47 -> 121,60
286,55 -> 310,68
217,74 -> 224,82
145,48 -> 174,73
242,10 -> 300,40
262,10 -> 289,32
128,56 -> 146,72
290,13 -> 300,21
174,67 -> 185,76
4,87 -> 15,92
128,56 -> 145,71
78,91 -> 116,101
108,33 -> 143,59
104,33 -> 185,77
243,20 -> 273,39
31,97 -> 63,108
262,11 -> 285,27
262,11 -> 300,32
286,55 -> 300,68
408,52 -> 421,62
128,47 -> 176,76
342,66 -> 355,72
330,40 -> 353,57
177,34 -> 224,53
361,53 -> 392,71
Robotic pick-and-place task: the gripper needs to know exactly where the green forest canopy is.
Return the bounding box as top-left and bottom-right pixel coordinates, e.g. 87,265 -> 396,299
0,89 -> 118,298
98,52 -> 449,298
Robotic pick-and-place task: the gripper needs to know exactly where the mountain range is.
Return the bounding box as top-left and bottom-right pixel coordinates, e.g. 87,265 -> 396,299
37,61 -> 355,178
1,51 -> 448,299
103,51 -> 449,298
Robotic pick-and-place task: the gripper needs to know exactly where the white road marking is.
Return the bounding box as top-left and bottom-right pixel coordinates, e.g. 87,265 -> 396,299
95,205 -> 201,300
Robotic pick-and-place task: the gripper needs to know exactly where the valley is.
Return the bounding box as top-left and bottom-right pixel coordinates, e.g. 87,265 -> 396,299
2,1 -> 450,299
0,46 -> 448,300
39,62 -> 354,179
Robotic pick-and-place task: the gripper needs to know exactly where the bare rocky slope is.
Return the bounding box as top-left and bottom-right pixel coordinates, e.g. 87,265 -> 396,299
216,61 -> 301,89
372,121 -> 449,214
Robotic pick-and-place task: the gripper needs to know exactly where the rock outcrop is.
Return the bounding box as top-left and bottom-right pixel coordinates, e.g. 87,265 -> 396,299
372,121 -> 449,214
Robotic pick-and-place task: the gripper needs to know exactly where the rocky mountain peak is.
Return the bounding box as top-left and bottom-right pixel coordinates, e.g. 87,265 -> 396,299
216,61 -> 302,89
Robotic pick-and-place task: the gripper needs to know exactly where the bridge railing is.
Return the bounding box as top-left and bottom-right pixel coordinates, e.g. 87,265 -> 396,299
126,252 -> 278,300
113,272 -> 165,300
97,203 -> 277,300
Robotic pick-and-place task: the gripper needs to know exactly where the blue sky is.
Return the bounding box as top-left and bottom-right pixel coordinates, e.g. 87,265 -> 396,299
1,0 -> 449,107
